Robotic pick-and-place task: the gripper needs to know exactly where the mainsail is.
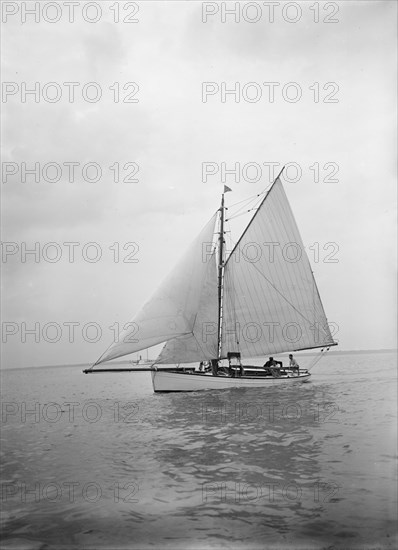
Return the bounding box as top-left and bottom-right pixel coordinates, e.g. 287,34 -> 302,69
95,213 -> 218,365
157,250 -> 218,363
93,172 -> 335,368
221,177 -> 335,358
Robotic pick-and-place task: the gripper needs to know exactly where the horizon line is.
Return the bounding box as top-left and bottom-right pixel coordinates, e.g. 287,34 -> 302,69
1,348 -> 397,371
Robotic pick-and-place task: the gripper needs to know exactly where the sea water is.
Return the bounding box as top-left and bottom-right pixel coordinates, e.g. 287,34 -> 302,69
1,351 -> 397,549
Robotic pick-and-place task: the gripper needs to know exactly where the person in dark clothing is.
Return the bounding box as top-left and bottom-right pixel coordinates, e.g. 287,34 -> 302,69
211,359 -> 219,376
263,357 -> 283,377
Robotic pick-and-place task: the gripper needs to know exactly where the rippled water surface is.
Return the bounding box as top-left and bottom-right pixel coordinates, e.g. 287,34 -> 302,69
1,352 -> 397,549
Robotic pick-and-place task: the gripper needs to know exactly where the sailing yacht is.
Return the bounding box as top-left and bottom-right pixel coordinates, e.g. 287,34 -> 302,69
84,168 -> 337,391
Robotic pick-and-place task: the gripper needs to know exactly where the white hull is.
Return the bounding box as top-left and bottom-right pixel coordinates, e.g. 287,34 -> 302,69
151,370 -> 311,392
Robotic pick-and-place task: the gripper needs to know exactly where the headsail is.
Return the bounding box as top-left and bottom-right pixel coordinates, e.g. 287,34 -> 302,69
156,251 -> 218,363
221,176 -> 335,358
95,213 -> 218,365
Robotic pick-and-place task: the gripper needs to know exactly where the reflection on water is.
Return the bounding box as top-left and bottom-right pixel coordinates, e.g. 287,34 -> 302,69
1,353 -> 397,549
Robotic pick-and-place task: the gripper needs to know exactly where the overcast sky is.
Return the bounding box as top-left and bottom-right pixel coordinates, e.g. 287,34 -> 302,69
1,1 -> 397,368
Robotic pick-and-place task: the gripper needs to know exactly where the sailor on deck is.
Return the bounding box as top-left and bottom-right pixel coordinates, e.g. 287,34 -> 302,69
263,357 -> 282,377
288,354 -> 300,376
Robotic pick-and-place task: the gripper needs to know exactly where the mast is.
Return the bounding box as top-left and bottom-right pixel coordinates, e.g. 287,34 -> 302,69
216,169 -> 283,358
217,193 -> 225,359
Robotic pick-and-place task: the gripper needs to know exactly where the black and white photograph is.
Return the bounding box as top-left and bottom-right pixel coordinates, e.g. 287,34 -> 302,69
1,1 -> 397,549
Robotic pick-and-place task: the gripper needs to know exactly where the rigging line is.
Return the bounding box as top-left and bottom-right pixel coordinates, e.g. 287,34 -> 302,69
227,207 -> 259,221
231,203 -> 256,218
226,190 -> 269,222
307,349 -> 325,370
246,257 -> 330,333
230,189 -> 267,216
229,179 -> 272,209
310,348 -> 325,368
308,348 -> 331,371
227,190 -> 267,210
227,192 -> 269,221
224,168 -> 285,268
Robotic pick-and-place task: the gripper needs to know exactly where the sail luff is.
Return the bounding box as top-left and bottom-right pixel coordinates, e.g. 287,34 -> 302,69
95,212 -> 218,365
156,250 -> 219,364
